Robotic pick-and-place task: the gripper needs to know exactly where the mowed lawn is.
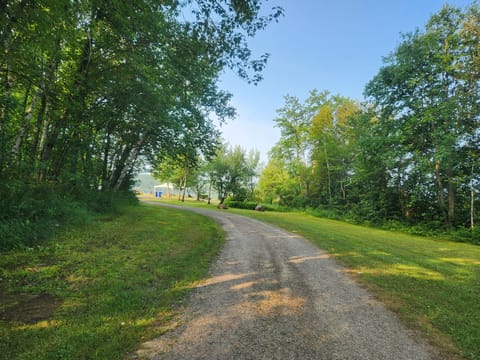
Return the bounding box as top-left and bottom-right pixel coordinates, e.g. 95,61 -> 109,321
0,204 -> 224,359
231,208 -> 480,360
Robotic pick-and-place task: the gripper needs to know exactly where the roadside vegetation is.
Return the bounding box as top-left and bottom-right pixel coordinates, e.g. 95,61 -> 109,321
0,1 -> 280,250
243,210 -> 480,360
155,198 -> 479,360
154,4 -> 480,245
0,204 -> 224,359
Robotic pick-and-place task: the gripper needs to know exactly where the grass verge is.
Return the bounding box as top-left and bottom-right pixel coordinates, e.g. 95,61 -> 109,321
0,203 -> 224,359
241,209 -> 480,360
156,198 -> 480,360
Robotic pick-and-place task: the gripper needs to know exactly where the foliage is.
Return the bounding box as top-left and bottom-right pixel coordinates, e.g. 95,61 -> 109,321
230,208 -> 480,360
256,156 -> 296,205
224,199 -> 257,210
0,204 -> 224,359
260,90 -> 360,208
365,4 -> 480,228
268,90 -> 332,205
0,0 -> 282,247
207,144 -> 260,204
258,4 -> 480,241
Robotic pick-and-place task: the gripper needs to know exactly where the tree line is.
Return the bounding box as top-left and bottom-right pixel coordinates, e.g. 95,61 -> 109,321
0,0 -> 282,249
257,4 -> 479,241
154,143 -> 260,205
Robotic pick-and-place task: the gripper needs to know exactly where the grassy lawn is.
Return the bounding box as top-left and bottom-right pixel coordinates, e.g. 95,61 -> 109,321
156,198 -> 480,360
243,211 -> 479,360
0,204 -> 224,359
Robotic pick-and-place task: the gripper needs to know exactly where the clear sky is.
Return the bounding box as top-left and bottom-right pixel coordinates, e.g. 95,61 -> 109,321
217,0 -> 475,163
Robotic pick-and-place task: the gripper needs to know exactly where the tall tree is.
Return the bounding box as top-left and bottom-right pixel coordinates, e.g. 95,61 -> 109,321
0,0 -> 283,247
208,144 -> 259,204
309,96 -> 358,205
365,4 -> 480,226
272,89 -> 329,203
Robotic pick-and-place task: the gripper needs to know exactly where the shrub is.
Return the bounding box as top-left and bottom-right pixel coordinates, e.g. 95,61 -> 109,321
223,200 -> 290,212
224,200 -> 257,210
0,181 -> 138,250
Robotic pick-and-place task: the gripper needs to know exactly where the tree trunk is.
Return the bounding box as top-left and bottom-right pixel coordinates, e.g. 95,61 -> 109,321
36,103 -> 50,180
113,146 -> 140,191
471,167 -> 475,230
112,132 -> 148,191
324,143 -> 332,204
113,144 -> 141,191
167,182 -> 171,198
181,178 -> 187,202
207,180 -> 212,204
434,159 -> 447,221
101,132 -> 111,190
340,180 -> 346,200
11,91 -> 38,166
31,92 -> 47,169
447,165 -> 455,225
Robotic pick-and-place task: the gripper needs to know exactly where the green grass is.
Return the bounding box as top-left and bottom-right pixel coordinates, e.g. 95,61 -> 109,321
157,198 -> 480,360
0,204 -> 224,360
241,210 -> 480,360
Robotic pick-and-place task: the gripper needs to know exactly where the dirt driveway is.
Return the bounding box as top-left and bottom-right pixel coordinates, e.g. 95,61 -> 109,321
135,204 -> 441,360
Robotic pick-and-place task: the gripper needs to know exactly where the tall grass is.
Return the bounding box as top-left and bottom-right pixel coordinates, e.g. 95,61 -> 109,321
0,181 -> 138,250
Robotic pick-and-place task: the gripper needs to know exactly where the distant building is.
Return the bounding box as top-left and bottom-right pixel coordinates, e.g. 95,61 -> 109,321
153,183 -> 180,198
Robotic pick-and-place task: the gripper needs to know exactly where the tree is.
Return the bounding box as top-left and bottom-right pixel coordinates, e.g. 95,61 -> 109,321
1,0 -> 282,189
309,96 -> 359,206
257,156 -> 295,205
208,144 -> 259,204
365,3 -> 480,226
262,90 -> 359,208
0,0 -> 283,248
271,89 -> 330,204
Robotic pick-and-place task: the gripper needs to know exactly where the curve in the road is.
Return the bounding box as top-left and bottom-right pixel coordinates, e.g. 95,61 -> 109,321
135,203 -> 442,360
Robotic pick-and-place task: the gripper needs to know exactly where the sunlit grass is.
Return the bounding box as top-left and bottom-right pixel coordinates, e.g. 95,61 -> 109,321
0,204 -> 224,359
236,209 -> 480,360
159,199 -> 479,360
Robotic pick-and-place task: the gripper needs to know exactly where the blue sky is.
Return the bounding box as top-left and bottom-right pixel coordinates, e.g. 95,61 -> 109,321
218,0 -> 475,162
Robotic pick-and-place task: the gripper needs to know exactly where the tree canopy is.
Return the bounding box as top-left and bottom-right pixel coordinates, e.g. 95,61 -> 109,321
0,0 -> 282,248
257,3 -> 479,241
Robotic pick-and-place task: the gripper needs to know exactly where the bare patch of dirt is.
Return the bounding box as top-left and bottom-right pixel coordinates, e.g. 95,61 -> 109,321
0,292 -> 62,324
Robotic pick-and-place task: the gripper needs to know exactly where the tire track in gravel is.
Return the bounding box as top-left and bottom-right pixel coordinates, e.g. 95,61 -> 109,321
134,203 -> 442,360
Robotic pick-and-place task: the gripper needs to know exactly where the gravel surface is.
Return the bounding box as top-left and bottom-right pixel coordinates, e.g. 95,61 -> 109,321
135,204 -> 442,360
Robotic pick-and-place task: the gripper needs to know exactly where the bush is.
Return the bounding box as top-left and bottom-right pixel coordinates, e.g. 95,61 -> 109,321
224,200 -> 257,210
306,206 -> 345,221
443,226 -> 480,245
223,200 -> 290,212
0,181 -> 138,251
260,204 -> 290,212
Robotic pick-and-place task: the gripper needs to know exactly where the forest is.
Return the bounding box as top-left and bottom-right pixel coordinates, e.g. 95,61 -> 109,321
0,0 -> 281,249
165,4 -> 480,244
1,1 -> 479,248
255,5 -> 480,241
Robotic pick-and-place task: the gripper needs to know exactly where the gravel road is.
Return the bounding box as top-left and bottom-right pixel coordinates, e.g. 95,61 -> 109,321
135,204 -> 442,360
